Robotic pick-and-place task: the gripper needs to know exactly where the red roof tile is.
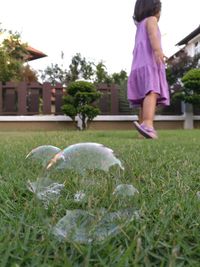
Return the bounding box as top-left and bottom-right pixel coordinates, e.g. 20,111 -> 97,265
27,46 -> 47,61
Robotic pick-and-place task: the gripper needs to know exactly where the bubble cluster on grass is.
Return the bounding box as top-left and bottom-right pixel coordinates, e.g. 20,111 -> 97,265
26,143 -> 140,244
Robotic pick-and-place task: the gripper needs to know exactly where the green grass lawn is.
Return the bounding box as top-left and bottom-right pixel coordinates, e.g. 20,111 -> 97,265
0,129 -> 200,267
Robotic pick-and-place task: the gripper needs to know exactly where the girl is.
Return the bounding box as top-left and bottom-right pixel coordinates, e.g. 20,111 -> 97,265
127,0 -> 170,139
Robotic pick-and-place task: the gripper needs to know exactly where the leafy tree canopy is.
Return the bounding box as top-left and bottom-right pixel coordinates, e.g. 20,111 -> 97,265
40,53 -> 128,86
167,51 -> 200,88
0,25 -> 38,82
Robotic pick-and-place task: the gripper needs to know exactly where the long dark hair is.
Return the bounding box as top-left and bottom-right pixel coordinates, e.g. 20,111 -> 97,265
133,0 -> 162,22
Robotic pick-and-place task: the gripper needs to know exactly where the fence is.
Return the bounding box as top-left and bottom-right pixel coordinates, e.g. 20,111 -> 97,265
0,81 -> 185,116
0,82 -> 199,129
0,82 -> 63,115
0,82 -> 121,115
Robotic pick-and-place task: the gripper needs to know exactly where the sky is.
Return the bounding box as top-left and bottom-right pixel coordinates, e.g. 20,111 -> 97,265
0,0 -> 199,75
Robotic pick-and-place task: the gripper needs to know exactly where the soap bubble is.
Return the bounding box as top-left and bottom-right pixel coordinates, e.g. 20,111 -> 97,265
46,143 -> 124,173
74,191 -> 86,203
42,143 -> 125,207
113,184 -> 139,197
196,191 -> 200,199
53,208 -> 140,244
26,145 -> 61,167
26,145 -> 63,206
27,178 -> 64,208
26,142 -> 140,243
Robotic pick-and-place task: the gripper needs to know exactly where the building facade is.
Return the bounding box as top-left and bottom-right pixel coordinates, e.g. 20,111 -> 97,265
170,25 -> 200,59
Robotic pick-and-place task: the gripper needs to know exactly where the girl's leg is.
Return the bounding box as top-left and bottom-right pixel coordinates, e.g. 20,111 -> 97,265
142,92 -> 158,128
137,105 -> 144,138
138,105 -> 143,124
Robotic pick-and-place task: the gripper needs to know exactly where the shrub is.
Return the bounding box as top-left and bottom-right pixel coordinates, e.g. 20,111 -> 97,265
62,81 -> 101,130
173,69 -> 200,104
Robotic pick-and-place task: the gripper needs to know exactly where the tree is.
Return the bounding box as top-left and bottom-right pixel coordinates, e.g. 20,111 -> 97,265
40,53 -> 129,87
19,64 -> 38,83
111,70 -> 128,86
68,53 -> 94,82
173,69 -> 200,104
62,81 -> 101,130
166,51 -> 200,88
94,61 -> 112,85
0,30 -> 30,82
40,53 -> 94,86
166,51 -> 200,112
40,63 -> 68,86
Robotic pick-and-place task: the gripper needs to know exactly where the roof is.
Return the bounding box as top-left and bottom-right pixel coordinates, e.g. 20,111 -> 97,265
26,46 -> 47,61
167,47 -> 185,63
176,25 -> 200,46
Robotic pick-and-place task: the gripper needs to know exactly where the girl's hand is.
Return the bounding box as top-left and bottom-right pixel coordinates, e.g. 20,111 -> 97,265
163,55 -> 168,62
154,50 -> 167,64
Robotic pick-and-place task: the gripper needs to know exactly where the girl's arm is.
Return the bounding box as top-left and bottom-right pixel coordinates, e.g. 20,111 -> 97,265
146,16 -> 165,64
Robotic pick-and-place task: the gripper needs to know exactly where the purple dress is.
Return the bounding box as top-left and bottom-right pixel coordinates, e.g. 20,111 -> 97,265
127,18 -> 170,106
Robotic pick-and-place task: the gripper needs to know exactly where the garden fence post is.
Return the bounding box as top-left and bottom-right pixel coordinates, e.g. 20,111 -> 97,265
42,82 -> 52,114
55,83 -> 64,114
0,82 -> 2,113
111,85 -> 119,115
17,82 -> 27,115
182,102 -> 194,129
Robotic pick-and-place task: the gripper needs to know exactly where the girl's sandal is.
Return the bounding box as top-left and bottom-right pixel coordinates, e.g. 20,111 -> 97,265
133,121 -> 158,139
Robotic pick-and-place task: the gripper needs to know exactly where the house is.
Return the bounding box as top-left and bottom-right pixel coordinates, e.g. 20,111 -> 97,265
167,25 -> 200,130
27,46 -> 47,61
176,25 -> 200,57
168,25 -> 200,62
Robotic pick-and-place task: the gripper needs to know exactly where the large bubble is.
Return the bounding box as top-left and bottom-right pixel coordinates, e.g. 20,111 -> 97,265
46,142 -> 124,173
26,142 -> 140,244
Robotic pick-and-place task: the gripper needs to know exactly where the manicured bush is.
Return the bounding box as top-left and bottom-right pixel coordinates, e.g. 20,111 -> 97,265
173,68 -> 200,104
62,81 -> 101,130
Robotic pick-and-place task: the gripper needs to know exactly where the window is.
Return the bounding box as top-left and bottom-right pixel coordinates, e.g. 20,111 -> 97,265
195,41 -> 200,55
